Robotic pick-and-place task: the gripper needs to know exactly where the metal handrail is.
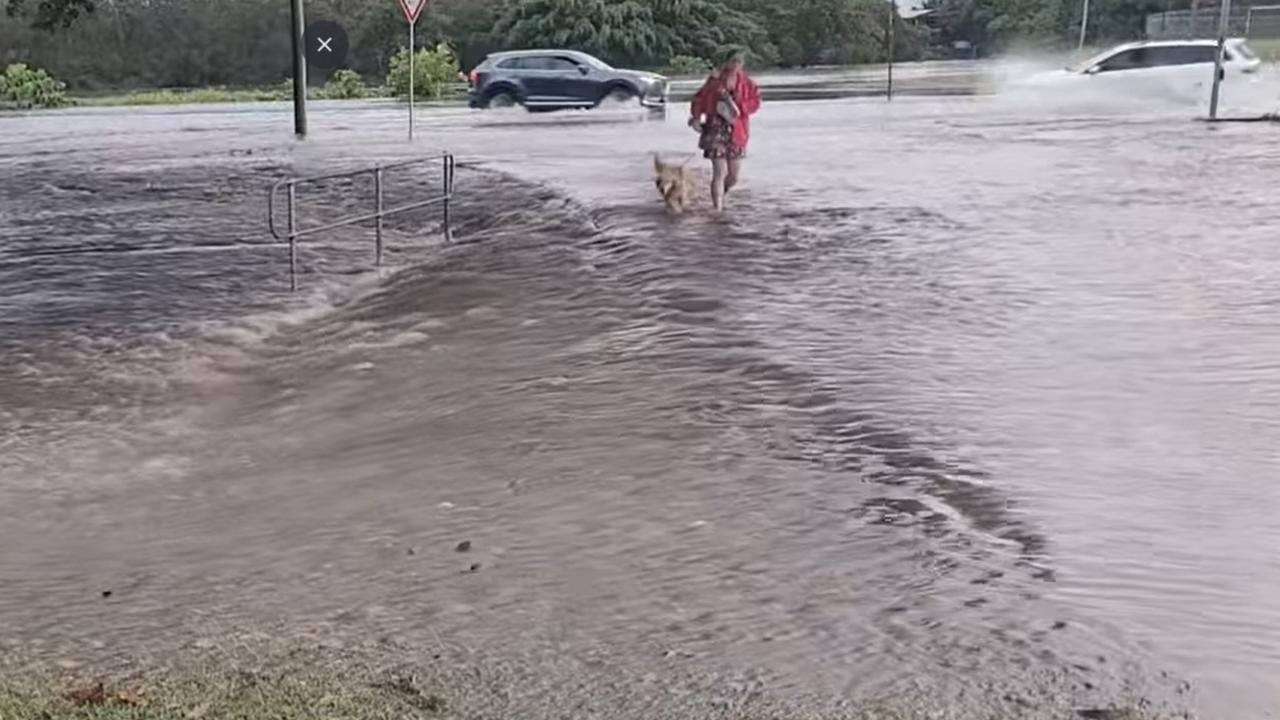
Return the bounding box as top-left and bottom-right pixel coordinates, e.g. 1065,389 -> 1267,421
268,153 -> 455,290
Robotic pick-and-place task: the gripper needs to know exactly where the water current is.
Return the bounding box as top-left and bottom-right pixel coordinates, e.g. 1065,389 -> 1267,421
2,64 -> 1278,718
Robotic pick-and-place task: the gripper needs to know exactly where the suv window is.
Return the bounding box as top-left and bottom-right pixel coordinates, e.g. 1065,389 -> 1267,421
545,57 -> 582,72
496,57 -> 529,69
1097,48 -> 1147,72
1146,45 -> 1218,66
516,56 -> 580,72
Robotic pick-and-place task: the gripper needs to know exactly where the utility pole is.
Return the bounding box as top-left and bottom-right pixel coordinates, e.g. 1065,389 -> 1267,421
409,18 -> 415,140
1078,0 -> 1090,50
1209,0 -> 1233,119
290,0 -> 308,138
886,0 -> 895,100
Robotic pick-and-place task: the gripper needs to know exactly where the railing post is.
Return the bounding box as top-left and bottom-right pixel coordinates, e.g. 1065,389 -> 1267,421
374,165 -> 384,266
287,182 -> 298,291
442,153 -> 453,243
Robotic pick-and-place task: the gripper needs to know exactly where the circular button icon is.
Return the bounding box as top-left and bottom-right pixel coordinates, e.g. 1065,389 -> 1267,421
304,20 -> 349,71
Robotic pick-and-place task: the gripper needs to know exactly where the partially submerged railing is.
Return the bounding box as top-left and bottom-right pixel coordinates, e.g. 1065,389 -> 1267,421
268,154 -> 455,290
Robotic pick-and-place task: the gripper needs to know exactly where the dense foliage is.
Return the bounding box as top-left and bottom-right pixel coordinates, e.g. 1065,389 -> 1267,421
387,43 -> 460,99
322,68 -> 366,98
0,62 -> 69,107
0,0 -> 1182,91
923,0 -> 1172,52
666,53 -> 712,75
4,0 -> 93,30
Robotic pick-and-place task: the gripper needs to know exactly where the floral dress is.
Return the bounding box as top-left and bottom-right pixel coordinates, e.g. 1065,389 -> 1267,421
699,89 -> 745,160
691,73 -> 760,161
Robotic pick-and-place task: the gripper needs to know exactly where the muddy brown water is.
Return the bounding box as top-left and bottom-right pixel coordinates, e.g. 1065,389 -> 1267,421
1,66 -> 1279,718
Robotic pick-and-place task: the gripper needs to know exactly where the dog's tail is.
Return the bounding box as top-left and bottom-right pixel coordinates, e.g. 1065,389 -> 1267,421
653,152 -> 663,172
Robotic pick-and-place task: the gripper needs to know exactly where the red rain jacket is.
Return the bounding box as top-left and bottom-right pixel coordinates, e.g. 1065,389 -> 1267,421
691,72 -> 761,150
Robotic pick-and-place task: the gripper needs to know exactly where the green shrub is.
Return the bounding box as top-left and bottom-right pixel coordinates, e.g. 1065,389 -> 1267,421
387,43 -> 459,100
322,69 -> 366,99
666,54 -> 711,76
0,63 -> 70,109
266,80 -> 295,101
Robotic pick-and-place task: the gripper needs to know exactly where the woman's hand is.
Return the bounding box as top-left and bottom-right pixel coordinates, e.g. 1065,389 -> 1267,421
688,116 -> 703,132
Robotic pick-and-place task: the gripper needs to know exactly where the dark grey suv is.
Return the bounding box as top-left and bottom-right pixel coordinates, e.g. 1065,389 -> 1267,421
467,49 -> 668,111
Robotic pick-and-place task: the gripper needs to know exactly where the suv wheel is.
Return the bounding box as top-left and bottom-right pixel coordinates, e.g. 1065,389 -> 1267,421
485,90 -> 518,109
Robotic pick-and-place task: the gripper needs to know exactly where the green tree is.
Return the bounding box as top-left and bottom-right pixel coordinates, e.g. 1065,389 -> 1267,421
0,62 -> 69,107
491,0 -> 668,66
321,68 -> 366,98
651,0 -> 777,66
925,0 -> 1166,50
984,0 -> 1070,43
666,53 -> 712,74
723,0 -> 913,67
5,0 -> 94,30
387,42 -> 460,99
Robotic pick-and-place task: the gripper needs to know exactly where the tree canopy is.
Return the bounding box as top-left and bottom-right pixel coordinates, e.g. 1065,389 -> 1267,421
0,0 -> 1177,91
923,0 -> 1175,52
5,0 -> 95,31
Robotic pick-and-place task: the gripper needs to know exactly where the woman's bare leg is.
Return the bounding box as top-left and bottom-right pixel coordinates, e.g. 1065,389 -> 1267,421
724,157 -> 742,195
711,158 -> 728,211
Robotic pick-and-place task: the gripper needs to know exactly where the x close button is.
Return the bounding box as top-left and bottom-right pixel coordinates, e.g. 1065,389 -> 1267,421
304,20 -> 349,70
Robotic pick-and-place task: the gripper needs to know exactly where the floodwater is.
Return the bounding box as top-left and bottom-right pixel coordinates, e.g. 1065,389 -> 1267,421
2,65 -> 1279,718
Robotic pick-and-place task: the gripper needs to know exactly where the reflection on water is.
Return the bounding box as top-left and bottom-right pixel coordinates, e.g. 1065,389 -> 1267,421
1,67 -> 1279,717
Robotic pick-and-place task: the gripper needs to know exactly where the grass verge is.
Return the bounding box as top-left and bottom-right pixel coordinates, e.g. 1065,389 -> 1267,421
0,635 -> 1168,720
75,86 -> 391,107
71,84 -> 473,107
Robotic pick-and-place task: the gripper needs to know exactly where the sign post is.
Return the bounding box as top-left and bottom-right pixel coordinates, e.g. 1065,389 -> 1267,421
1209,0 -> 1233,120
398,0 -> 430,141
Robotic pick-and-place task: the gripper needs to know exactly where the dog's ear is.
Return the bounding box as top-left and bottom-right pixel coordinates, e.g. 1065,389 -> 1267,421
653,153 -> 663,172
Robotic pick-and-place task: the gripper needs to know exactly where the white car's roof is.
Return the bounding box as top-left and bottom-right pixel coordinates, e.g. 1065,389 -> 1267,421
1129,38 -> 1244,48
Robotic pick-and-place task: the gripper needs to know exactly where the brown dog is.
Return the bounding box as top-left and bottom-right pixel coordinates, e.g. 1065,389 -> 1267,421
653,153 -> 691,214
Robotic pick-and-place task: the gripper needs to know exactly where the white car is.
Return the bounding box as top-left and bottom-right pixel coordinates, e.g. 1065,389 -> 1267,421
1032,38 -> 1261,98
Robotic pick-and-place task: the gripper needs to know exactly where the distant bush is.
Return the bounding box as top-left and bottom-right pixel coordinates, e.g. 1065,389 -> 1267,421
321,69 -> 366,99
387,43 -> 459,100
268,80 -> 295,101
80,81 -> 391,108
0,63 -> 70,109
666,55 -> 711,76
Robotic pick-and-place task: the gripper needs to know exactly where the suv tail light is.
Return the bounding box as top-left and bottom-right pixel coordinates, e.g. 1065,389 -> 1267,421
469,70 -> 479,85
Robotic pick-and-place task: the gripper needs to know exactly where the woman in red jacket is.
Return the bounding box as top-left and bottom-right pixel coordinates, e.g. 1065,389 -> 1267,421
690,49 -> 761,212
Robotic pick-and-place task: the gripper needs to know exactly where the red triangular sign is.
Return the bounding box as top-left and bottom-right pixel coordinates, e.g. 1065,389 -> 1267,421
398,0 -> 429,23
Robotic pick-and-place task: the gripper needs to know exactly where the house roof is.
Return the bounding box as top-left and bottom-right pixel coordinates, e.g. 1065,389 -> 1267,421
895,0 -> 935,18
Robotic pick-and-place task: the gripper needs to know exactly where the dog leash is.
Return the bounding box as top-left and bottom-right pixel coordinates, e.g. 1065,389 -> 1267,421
654,151 -> 698,169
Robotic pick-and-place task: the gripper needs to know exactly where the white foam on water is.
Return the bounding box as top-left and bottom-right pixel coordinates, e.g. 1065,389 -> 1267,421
990,54 -> 1280,118
344,330 -> 432,352
197,269 -> 387,347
